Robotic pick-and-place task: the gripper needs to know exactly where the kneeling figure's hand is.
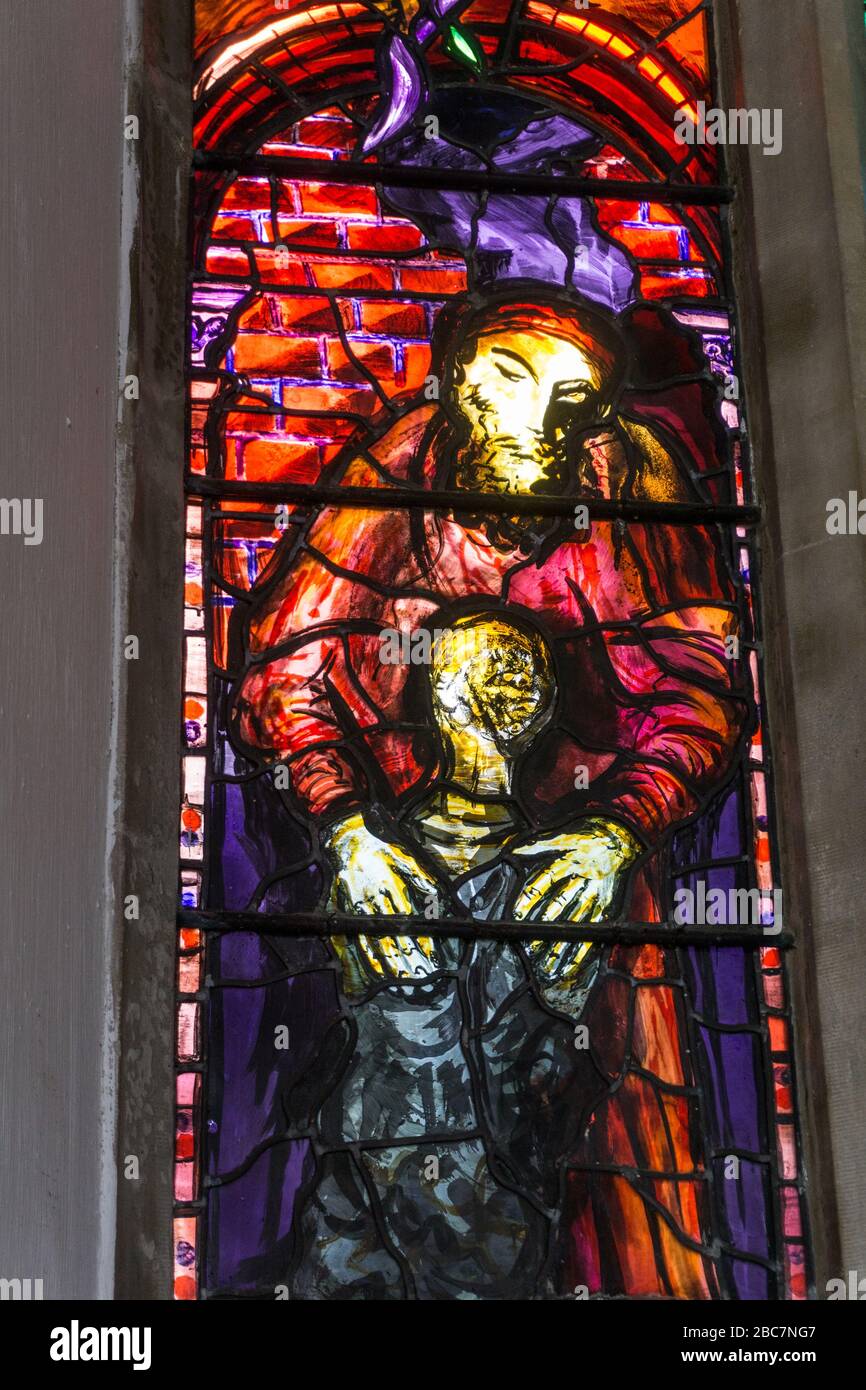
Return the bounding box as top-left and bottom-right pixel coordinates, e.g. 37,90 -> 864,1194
323,811 -> 444,982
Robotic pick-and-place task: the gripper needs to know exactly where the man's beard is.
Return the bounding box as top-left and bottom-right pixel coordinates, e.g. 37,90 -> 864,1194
454,429 -> 565,496
448,403 -> 567,551
453,380 -> 565,487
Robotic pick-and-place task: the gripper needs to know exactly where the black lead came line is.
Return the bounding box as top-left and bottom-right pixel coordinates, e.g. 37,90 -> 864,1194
186,476 -> 760,524
192,150 -> 735,208
178,908 -> 793,949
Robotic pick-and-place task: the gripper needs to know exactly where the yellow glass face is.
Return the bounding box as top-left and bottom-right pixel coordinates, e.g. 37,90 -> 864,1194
429,616 -> 555,756
452,328 -> 610,493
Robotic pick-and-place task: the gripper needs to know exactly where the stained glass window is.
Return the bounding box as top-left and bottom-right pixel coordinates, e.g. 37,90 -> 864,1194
175,0 -> 809,1300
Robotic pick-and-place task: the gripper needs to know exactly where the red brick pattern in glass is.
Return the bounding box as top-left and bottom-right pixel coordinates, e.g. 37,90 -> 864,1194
196,110 -> 465,486
191,110 -> 717,487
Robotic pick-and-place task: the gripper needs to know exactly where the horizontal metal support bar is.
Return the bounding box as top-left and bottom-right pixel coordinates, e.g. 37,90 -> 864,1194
192,150 -> 734,207
179,909 -> 792,949
186,475 -> 760,525
189,270 -> 466,301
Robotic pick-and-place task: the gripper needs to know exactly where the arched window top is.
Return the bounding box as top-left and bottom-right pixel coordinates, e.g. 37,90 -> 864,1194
192,0 -> 718,189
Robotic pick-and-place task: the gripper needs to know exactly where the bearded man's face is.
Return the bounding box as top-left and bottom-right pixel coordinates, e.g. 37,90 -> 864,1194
451,327 -> 614,495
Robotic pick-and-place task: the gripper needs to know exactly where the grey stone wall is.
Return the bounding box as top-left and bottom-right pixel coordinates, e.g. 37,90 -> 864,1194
0,0 -> 128,1299
719,0 -> 866,1290
0,0 -> 188,1300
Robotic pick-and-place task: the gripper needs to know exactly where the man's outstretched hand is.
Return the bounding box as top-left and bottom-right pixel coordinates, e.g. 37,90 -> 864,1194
322,811 -> 444,981
510,818 -> 642,987
511,817 -> 642,924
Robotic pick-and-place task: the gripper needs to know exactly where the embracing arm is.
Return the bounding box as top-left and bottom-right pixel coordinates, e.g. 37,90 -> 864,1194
589,524 -> 748,848
513,439 -> 747,931
236,632 -> 368,820
572,419 -> 749,846
234,504 -> 393,817
233,534 -> 445,976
